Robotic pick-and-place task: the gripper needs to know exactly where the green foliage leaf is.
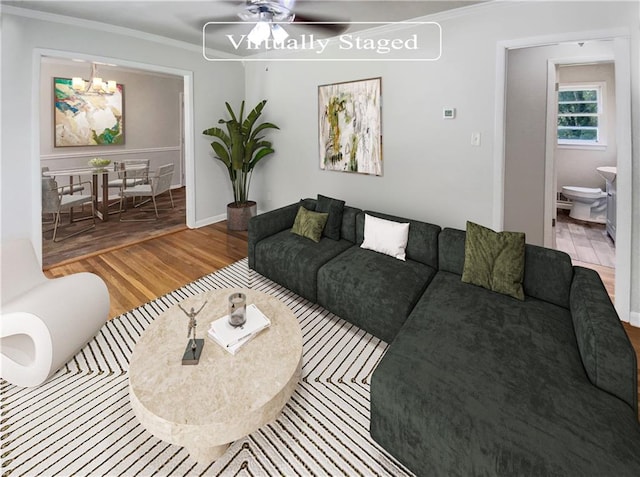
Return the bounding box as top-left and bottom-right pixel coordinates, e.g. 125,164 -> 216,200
248,147 -> 275,170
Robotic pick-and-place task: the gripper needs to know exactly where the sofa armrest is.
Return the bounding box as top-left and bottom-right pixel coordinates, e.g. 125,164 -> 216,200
570,266 -> 638,415
248,202 -> 301,269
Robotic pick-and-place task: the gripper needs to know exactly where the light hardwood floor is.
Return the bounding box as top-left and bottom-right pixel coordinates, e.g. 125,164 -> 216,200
44,224 -> 640,416
45,222 -> 248,319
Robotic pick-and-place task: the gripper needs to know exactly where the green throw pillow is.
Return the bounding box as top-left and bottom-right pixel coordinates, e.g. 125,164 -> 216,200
461,221 -> 526,300
291,206 -> 329,243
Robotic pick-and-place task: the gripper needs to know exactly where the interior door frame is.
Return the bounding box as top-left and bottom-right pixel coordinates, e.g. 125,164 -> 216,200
32,48 -> 196,262
493,29 -> 632,323
543,61 -> 560,250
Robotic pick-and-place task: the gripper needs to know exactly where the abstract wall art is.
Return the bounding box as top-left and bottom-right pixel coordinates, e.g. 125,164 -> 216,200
318,77 -> 382,175
54,77 -> 124,147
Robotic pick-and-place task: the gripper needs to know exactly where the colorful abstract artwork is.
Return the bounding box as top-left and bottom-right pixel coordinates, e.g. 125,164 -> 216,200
54,77 -> 124,147
318,77 -> 382,175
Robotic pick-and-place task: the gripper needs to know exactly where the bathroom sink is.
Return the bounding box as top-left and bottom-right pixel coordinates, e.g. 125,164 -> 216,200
596,166 -> 617,182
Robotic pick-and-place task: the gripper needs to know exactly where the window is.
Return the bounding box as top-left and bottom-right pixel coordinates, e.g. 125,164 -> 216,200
557,83 -> 605,146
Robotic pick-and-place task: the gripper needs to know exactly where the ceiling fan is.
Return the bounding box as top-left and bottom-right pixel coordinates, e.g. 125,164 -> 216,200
207,0 -> 348,45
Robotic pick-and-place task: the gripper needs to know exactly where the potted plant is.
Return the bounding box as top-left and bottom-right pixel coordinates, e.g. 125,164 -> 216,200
203,100 -> 279,231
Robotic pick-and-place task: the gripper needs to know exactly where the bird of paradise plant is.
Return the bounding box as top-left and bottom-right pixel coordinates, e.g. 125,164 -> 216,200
203,100 -> 279,206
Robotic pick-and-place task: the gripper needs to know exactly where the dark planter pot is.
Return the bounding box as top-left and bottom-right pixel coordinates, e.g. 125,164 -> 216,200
227,201 -> 257,231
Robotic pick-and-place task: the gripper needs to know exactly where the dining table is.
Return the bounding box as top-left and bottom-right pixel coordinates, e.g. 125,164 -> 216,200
42,163 -> 147,222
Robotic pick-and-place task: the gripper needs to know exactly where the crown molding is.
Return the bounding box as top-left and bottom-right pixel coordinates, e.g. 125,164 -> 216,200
1,4 -> 240,60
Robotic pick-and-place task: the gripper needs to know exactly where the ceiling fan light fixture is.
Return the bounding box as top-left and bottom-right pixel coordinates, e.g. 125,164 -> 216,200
272,10 -> 294,22
247,21 -> 271,45
271,23 -> 289,44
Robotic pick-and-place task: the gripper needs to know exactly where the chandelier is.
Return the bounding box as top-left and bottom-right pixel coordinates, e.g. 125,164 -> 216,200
72,63 -> 117,95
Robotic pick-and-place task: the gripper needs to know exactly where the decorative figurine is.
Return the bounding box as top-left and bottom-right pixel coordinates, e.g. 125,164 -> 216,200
178,301 -> 207,365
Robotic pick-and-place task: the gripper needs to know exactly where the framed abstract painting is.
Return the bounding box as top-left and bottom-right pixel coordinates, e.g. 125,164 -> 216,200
54,77 -> 125,147
318,77 -> 382,175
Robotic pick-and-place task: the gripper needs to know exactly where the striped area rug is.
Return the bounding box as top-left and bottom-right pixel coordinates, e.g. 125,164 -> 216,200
1,259 -> 414,477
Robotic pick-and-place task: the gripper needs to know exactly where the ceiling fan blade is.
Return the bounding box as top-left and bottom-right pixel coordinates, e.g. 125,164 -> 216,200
202,15 -> 244,25
292,13 -> 349,36
198,0 -> 350,38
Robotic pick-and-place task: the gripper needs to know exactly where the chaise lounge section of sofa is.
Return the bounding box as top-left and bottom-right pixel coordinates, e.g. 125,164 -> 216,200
248,197 -> 640,475
370,228 -> 640,475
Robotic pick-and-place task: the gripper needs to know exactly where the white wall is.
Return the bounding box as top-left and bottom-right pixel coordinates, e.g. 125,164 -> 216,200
2,1 -> 638,323
1,12 -> 245,244
557,62 -> 617,191
244,1 -> 640,319
40,60 -> 185,187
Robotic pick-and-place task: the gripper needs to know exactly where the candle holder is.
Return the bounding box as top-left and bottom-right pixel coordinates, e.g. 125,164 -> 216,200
228,293 -> 247,328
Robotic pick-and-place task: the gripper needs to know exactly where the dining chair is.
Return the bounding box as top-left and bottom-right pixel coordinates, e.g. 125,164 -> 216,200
42,177 -> 96,242
118,163 -> 175,221
107,159 -> 150,191
42,166 -> 85,195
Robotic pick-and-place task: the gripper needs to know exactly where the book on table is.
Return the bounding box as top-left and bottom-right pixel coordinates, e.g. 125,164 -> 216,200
208,304 -> 271,354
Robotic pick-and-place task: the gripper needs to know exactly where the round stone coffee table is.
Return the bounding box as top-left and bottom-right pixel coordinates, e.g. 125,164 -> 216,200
128,288 -> 303,464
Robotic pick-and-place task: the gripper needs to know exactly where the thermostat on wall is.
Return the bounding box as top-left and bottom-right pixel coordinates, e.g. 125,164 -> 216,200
443,108 -> 456,119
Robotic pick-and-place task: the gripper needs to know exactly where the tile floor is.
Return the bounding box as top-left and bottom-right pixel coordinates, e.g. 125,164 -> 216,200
555,210 -> 616,268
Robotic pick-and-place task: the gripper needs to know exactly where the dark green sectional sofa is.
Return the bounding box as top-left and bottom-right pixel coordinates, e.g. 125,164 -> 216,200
248,198 -> 640,475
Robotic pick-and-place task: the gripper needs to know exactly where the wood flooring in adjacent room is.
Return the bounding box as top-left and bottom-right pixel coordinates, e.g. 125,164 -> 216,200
44,223 -> 640,418
555,210 -> 615,268
42,186 -> 187,268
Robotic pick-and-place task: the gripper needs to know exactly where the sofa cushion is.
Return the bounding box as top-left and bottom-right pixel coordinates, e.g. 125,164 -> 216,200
461,221 -> 525,300
357,211 -> 440,268
317,246 -> 436,343
523,243 -> 574,308
439,227 -> 574,308
316,194 -> 345,241
291,206 -> 328,243
571,266 -> 638,413
253,229 -> 352,302
371,271 -> 640,475
248,202 -> 300,269
340,206 -> 361,244
299,197 -> 317,211
361,214 -> 410,261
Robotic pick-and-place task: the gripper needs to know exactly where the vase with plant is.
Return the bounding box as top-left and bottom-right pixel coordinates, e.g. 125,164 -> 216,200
203,100 -> 279,231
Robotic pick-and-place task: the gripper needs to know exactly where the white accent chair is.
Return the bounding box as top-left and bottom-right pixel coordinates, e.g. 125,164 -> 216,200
0,239 -> 109,387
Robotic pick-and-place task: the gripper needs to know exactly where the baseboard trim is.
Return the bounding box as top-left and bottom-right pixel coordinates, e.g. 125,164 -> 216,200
630,311 -> 640,328
194,213 -> 227,228
194,207 -> 265,229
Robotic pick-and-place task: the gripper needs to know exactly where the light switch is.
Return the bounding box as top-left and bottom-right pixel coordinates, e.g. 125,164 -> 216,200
471,132 -> 481,146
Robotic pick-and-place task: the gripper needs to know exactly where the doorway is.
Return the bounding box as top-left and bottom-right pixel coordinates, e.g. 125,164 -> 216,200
548,60 -> 617,298
498,33 -> 632,322
34,50 -> 195,267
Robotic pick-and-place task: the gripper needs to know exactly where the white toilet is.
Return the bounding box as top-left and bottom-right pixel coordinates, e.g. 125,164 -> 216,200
561,186 -> 607,223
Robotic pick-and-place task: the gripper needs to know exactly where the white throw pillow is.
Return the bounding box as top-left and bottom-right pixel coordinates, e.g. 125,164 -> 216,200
361,214 -> 410,261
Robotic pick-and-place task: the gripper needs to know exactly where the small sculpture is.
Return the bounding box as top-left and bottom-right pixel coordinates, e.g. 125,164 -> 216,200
178,301 -> 207,365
